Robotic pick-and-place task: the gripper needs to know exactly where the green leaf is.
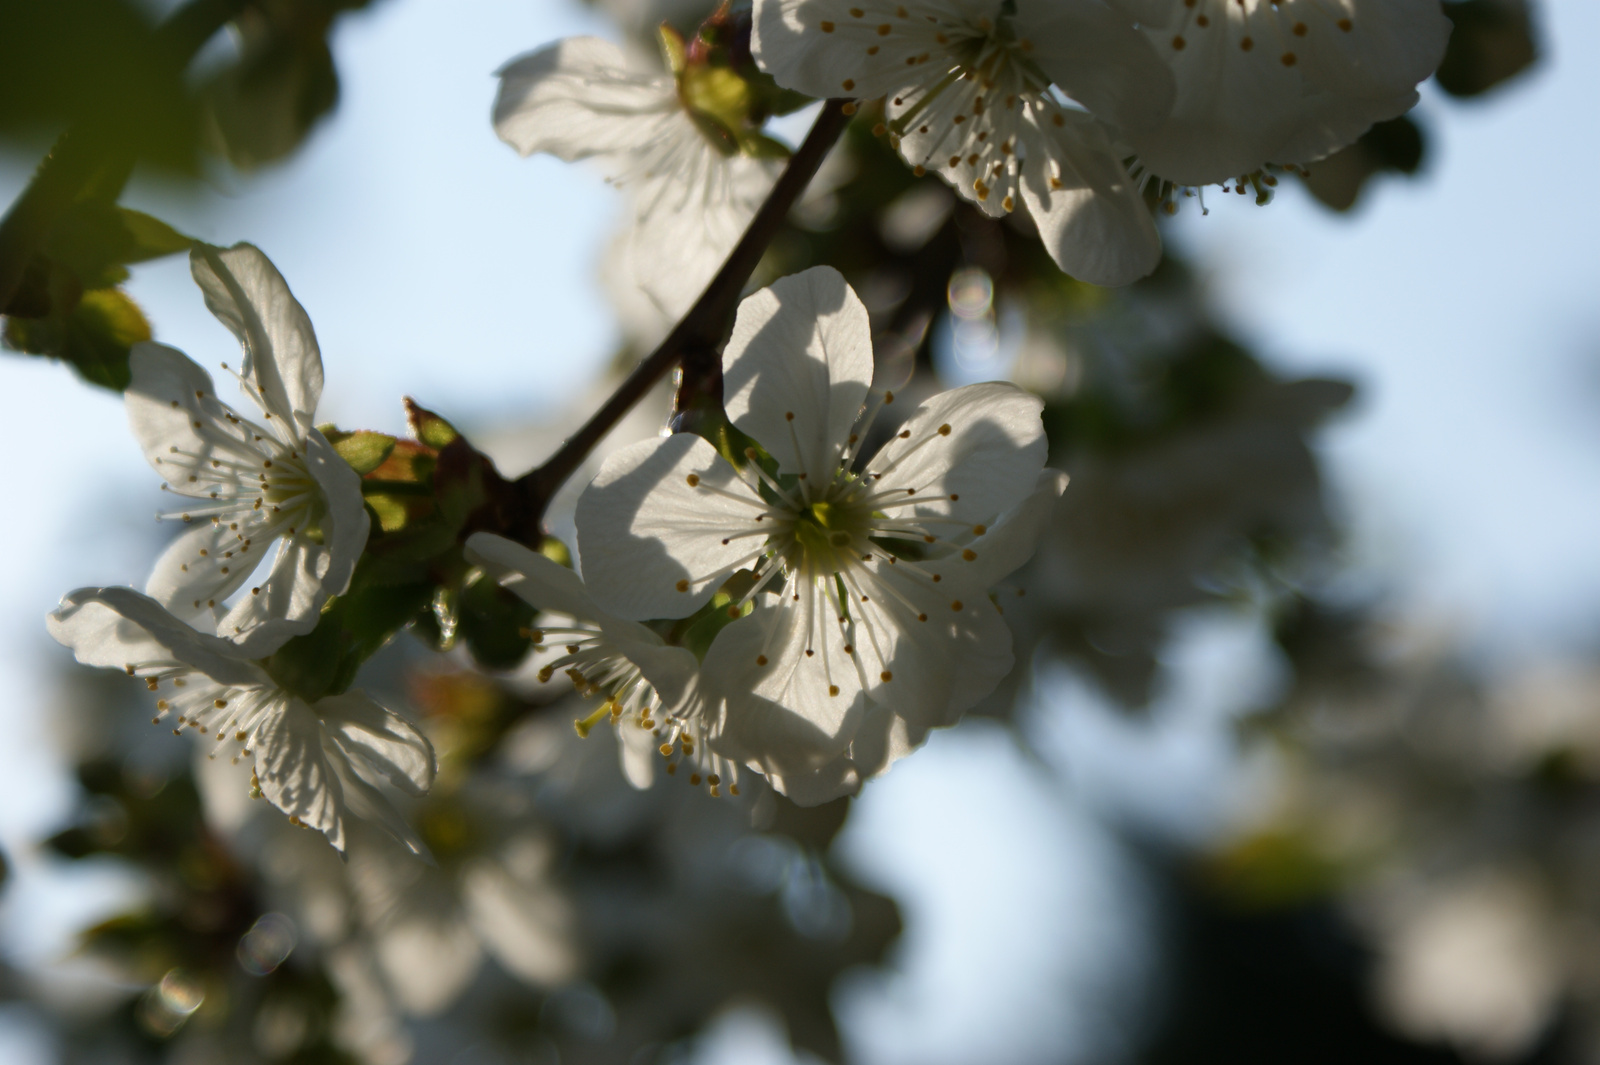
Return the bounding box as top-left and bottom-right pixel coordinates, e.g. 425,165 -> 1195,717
44,203 -> 191,288
3,286 -> 150,390
326,429 -> 396,475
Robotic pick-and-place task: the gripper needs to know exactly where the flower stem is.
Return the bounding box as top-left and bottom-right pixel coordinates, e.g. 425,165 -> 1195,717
0,0 -> 251,311
507,99 -> 856,542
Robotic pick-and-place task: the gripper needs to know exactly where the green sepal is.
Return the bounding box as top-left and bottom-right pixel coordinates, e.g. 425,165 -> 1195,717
406,396 -> 460,449
658,22 -> 689,76
261,575 -> 437,701
737,132 -> 794,160
687,107 -> 742,158
539,537 -> 574,568
323,428 -> 396,476
362,438 -> 441,535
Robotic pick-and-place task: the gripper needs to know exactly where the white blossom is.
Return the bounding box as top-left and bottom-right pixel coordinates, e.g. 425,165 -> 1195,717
345,802 -> 579,1015
48,586 -> 435,854
465,532 -> 740,796
1108,0 -> 1452,188
494,36 -> 781,319
575,267 -> 1065,802
751,0 -> 1174,284
128,243 -> 368,656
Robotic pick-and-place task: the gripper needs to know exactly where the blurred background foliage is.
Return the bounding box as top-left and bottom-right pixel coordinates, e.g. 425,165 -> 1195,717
3,0 -> 1588,1063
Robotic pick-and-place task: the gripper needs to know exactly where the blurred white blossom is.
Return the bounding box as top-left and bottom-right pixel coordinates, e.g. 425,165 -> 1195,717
494,36 -> 781,320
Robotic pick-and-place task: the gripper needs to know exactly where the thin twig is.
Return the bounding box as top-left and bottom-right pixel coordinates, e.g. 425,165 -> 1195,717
507,99 -> 855,540
0,0 -> 251,310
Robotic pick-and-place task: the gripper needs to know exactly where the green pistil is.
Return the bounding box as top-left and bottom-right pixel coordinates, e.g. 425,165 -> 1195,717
791,499 -> 868,575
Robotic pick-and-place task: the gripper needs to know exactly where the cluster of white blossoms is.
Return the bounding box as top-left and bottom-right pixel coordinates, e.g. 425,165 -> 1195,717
753,0 -> 1449,269
498,0 -> 1448,287
477,267 -> 1065,803
48,244 -> 436,854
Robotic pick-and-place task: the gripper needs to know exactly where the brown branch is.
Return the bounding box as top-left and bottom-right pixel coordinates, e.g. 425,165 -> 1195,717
0,0 -> 251,311
506,98 -> 856,541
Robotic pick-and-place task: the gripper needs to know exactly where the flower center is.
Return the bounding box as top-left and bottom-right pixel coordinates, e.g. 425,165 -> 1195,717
788,495 -> 873,575
871,7 -> 1057,214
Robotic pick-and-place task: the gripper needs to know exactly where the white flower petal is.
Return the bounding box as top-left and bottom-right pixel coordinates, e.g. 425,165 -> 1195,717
301,427 -> 368,594
146,520 -> 257,624
618,723 -> 660,789
1115,0 -> 1450,185
846,563 -> 1014,724
493,36 -> 678,164
463,854 -> 579,988
760,748 -> 864,805
125,341 -> 228,486
466,532 -> 605,621
624,152 -> 779,318
1020,112 -> 1163,286
316,691 -> 437,798
722,266 -> 874,483
253,696 -> 350,853
190,243 -> 323,438
217,535 -> 329,655
961,467 -> 1071,589
863,381 -> 1046,523
703,603 -> 868,778
47,586 -> 267,687
333,765 -> 433,862
752,0 -> 959,101
1013,0 -> 1175,134
575,434 -> 768,620
467,531 -> 703,706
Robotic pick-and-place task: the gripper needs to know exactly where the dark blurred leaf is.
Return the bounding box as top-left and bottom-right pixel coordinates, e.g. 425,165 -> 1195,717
203,22 -> 339,169
3,285 -> 150,389
1302,116 -> 1426,212
0,0 -> 203,169
201,0 -> 384,170
1439,0 -> 1539,98
458,571 -> 537,671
